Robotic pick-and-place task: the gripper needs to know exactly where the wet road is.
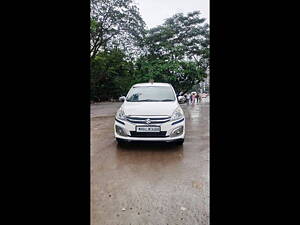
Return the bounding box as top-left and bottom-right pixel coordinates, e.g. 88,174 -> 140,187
91,102 -> 209,225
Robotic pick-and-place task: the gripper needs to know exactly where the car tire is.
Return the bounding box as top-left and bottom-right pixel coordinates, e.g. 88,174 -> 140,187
176,139 -> 184,145
116,138 -> 126,145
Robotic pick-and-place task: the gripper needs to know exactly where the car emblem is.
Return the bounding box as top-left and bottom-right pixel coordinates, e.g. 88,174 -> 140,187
146,118 -> 151,124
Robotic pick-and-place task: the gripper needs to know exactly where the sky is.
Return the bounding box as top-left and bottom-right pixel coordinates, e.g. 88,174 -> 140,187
134,0 -> 209,29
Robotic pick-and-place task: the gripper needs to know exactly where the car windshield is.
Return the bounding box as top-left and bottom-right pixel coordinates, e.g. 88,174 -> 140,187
126,86 -> 176,102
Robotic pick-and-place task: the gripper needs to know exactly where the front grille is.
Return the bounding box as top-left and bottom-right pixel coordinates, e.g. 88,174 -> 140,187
130,131 -> 168,137
127,116 -> 170,124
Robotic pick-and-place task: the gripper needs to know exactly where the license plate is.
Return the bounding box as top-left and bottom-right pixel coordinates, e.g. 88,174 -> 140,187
136,126 -> 160,132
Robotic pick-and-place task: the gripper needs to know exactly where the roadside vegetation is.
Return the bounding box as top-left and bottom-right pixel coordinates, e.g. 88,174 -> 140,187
90,0 -> 209,102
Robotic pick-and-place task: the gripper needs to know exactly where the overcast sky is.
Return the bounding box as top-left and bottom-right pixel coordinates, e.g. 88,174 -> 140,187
134,0 -> 209,29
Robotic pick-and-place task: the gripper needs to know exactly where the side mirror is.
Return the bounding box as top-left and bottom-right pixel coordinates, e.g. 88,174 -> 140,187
119,96 -> 126,102
178,96 -> 185,103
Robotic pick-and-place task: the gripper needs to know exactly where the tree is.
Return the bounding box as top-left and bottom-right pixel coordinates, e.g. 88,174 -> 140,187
90,0 -> 146,58
90,49 -> 134,101
140,11 -> 209,94
89,4 -> 210,101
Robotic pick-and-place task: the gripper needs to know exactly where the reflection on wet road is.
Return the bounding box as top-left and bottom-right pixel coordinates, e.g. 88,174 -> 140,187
91,102 -> 209,225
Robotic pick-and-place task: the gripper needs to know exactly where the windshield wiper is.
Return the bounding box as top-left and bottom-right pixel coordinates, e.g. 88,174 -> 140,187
138,99 -> 156,102
159,99 -> 174,101
128,99 -> 174,102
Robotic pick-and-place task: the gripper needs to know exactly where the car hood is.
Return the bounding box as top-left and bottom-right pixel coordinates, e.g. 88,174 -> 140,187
122,101 -> 178,116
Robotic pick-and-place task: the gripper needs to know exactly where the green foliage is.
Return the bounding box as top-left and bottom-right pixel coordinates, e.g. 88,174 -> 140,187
90,0 -> 146,58
90,49 -> 134,101
90,1 -> 209,101
140,11 -> 209,94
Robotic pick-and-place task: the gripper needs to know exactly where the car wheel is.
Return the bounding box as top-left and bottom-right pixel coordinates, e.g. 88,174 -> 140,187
176,139 -> 184,145
116,138 -> 126,145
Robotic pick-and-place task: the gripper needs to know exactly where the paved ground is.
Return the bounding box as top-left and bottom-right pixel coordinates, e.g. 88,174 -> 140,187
91,102 -> 209,225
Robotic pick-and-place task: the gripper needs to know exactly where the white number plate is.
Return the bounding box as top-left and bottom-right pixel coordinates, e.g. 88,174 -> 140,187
136,126 -> 160,132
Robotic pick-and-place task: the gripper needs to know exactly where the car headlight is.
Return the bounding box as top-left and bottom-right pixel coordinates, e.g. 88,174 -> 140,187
116,108 -> 127,121
170,107 -> 184,121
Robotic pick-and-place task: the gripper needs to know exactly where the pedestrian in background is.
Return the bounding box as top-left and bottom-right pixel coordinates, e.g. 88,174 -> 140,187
196,93 -> 200,103
186,93 -> 190,104
191,93 -> 195,104
201,93 -> 206,102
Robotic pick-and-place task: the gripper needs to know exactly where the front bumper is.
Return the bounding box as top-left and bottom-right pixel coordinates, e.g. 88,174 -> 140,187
114,118 -> 185,142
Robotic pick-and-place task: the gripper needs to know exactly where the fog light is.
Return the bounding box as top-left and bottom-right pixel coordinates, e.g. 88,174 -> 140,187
115,125 -> 127,136
170,126 -> 183,137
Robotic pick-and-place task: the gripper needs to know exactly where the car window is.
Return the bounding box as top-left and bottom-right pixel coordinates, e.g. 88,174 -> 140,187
126,86 -> 176,102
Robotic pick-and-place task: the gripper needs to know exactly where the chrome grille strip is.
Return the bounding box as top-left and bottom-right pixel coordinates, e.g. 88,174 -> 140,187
127,120 -> 170,124
126,116 -> 171,124
127,117 -> 170,120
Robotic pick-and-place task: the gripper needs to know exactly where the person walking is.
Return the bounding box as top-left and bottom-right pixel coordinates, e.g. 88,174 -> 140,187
191,93 -> 195,104
196,93 -> 200,103
201,93 -> 207,103
186,93 -> 190,104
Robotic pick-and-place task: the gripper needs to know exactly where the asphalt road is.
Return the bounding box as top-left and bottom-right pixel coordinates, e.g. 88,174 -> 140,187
91,101 -> 209,225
